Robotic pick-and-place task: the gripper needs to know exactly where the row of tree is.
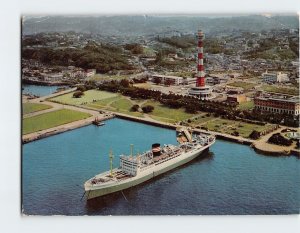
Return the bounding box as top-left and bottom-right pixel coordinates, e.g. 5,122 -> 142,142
96,79 -> 299,127
268,133 -> 293,146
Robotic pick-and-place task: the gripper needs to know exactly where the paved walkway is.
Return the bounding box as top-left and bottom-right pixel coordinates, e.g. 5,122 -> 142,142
253,126 -> 297,154
22,88 -> 114,143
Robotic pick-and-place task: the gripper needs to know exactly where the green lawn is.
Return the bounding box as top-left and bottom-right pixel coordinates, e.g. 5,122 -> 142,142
189,115 -> 215,126
238,100 -> 255,110
190,117 -> 274,138
50,90 -> 118,105
110,98 -> 143,117
228,81 -> 256,91
23,109 -> 91,135
142,100 -> 193,123
23,103 -> 52,115
262,85 -> 299,96
87,96 -> 122,109
87,95 -> 143,117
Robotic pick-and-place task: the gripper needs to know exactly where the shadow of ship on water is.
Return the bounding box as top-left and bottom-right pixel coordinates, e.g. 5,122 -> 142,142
85,149 -> 214,214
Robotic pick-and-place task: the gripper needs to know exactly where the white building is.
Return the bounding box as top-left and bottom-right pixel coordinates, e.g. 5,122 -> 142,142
86,69 -> 96,77
262,71 -> 288,83
151,74 -> 183,85
42,73 -> 63,82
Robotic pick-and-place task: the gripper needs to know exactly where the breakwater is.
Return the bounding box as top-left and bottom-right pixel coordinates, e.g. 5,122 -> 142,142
22,113 -> 115,144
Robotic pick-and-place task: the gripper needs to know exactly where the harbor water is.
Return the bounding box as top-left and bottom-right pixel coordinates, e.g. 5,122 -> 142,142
22,84 -> 68,97
22,118 -> 300,215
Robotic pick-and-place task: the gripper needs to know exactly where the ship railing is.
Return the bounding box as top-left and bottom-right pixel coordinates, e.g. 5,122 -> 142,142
154,150 -> 184,165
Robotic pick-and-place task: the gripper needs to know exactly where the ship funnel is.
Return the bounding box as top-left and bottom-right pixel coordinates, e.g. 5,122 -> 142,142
152,143 -> 161,157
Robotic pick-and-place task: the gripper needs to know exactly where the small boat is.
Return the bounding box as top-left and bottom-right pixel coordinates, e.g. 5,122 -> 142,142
92,117 -> 105,126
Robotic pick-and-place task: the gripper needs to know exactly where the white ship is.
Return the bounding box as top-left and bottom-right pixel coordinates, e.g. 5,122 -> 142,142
84,128 -> 215,200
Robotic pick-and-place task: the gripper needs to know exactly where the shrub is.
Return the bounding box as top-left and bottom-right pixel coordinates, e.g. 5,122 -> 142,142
76,85 -> 86,92
268,133 -> 292,146
73,91 -> 84,98
142,105 -> 154,113
249,130 -> 261,140
130,104 -> 140,112
231,131 -> 239,136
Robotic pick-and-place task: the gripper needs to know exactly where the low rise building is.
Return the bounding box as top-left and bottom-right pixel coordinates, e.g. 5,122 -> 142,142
150,74 -> 183,85
183,77 -> 197,85
86,69 -> 96,77
42,73 -> 64,82
254,94 -> 300,116
227,94 -> 247,104
262,71 -> 288,83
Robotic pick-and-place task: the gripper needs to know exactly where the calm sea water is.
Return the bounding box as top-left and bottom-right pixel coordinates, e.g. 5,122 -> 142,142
22,84 -> 67,97
22,118 -> 300,215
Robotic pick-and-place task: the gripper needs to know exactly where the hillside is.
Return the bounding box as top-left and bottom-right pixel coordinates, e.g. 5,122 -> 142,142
22,15 -> 299,36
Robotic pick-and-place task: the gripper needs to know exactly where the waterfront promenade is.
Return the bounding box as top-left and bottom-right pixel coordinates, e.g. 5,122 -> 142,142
22,89 -> 299,156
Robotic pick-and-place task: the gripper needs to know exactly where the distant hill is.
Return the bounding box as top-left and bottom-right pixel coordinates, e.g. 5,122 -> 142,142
22,15 -> 299,36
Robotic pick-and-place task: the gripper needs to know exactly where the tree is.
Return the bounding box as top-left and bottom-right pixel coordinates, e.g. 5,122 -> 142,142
131,45 -> 144,54
77,85 -> 86,92
231,131 -> 239,136
268,133 -> 292,146
73,90 -> 84,98
130,104 -> 140,112
120,79 -> 130,88
185,104 -> 198,114
153,77 -> 162,85
249,130 -> 260,140
164,79 -> 173,86
142,105 -> 154,113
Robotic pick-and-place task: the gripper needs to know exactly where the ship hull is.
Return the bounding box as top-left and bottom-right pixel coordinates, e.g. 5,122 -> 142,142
85,143 -> 213,200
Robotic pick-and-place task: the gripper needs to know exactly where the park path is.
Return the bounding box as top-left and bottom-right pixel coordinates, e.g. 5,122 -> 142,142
23,87 -> 78,117
253,126 -> 297,154
22,88 -> 115,143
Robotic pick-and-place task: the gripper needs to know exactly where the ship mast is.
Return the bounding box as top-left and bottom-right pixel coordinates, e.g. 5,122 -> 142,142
109,149 -> 114,177
130,144 -> 134,157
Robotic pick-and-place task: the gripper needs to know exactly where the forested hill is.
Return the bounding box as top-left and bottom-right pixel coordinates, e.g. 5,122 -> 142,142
22,41 -> 134,73
23,15 -> 299,36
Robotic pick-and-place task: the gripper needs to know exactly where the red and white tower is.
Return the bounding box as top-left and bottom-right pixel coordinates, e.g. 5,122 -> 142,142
196,30 -> 205,87
188,30 -> 212,100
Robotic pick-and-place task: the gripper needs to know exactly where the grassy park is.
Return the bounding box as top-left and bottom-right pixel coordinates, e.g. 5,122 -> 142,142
188,116 -> 274,138
141,100 -> 194,123
23,109 -> 91,135
262,85 -> 299,96
50,90 -> 191,121
23,103 -> 52,115
48,89 -> 273,136
50,90 -> 118,105
238,100 -> 255,110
